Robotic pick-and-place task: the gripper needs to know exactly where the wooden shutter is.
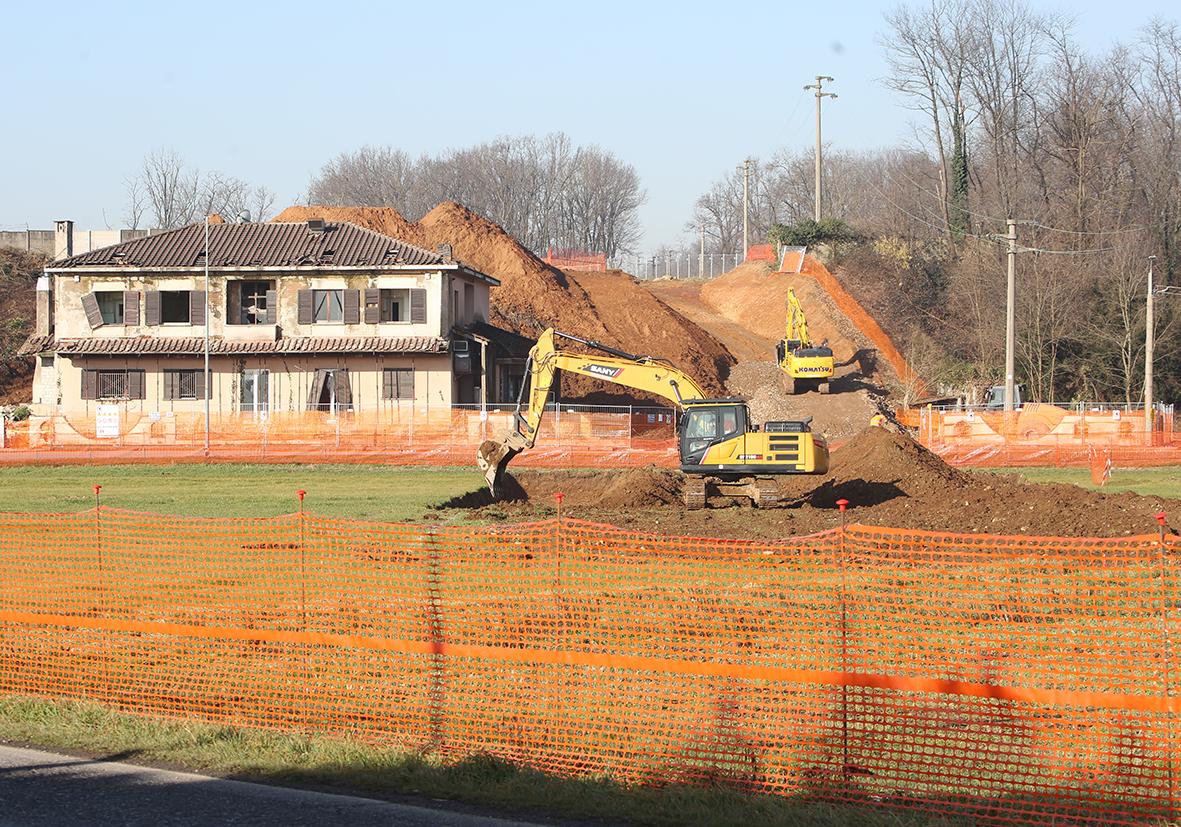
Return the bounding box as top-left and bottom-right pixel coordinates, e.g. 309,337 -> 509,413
123,291 -> 140,325
144,291 -> 161,326
194,368 -> 207,400
189,290 -> 206,326
343,290 -> 361,324
82,293 -> 104,329
225,281 -> 242,325
163,370 -> 177,401
264,289 -> 278,324
81,369 -> 98,400
397,368 -> 414,399
364,288 -> 381,324
410,288 -> 427,324
334,369 -> 352,406
297,289 -> 313,324
127,369 -> 145,400
382,369 -> 394,399
307,369 -> 328,409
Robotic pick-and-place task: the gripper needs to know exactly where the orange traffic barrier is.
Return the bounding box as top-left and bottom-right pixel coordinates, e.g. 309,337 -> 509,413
0,506 -> 1176,824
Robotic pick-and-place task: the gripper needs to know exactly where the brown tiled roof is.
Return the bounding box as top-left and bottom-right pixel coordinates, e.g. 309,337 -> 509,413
17,335 -> 52,356
41,336 -> 448,356
456,322 -> 533,359
48,221 -> 447,269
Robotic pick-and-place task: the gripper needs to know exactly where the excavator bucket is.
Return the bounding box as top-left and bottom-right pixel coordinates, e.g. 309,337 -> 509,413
477,438 -> 521,496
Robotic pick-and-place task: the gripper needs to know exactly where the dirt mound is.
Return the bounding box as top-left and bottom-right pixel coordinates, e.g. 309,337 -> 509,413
436,428 -> 1178,540
438,466 -> 683,510
272,204 -> 732,398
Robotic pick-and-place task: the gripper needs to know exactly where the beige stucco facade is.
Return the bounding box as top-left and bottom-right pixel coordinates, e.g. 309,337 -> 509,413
33,262 -> 494,417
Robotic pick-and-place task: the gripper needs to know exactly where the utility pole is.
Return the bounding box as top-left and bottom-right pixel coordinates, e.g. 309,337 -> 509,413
699,223 -> 705,278
1145,255 -> 1156,436
742,158 -> 751,259
804,75 -> 837,222
1004,218 -> 1017,413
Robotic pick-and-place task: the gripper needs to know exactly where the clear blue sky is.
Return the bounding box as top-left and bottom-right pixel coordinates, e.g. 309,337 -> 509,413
1,0 -> 1172,249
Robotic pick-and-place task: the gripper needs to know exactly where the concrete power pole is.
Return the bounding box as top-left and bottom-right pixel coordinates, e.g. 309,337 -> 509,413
1145,255 -> 1156,436
742,158 -> 751,260
1004,218 -> 1017,413
699,223 -> 705,278
804,75 -> 837,222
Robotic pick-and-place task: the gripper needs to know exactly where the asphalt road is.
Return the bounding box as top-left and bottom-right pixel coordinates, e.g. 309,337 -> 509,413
0,745 -> 552,827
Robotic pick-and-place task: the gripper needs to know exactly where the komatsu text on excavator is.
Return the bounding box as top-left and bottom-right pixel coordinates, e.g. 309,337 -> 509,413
477,328 -> 829,509
777,287 -> 835,394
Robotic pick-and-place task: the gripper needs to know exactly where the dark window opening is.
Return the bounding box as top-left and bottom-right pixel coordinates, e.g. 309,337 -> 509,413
161,290 -> 191,323
313,289 -> 344,322
380,289 -> 409,322
230,280 -> 274,325
97,292 -> 124,325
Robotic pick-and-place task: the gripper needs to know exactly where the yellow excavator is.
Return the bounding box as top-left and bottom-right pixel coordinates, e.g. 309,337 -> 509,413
477,328 -> 829,509
777,288 -> 835,394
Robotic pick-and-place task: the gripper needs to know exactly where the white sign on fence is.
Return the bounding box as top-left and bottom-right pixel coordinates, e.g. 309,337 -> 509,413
95,404 -> 120,439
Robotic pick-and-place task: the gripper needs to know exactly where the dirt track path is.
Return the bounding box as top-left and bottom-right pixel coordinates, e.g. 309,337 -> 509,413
642,279 -> 775,363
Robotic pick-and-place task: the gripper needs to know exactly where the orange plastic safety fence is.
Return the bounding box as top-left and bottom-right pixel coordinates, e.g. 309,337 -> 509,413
542,248 -> 608,271
745,243 -> 776,262
0,510 -> 1177,824
0,410 -> 679,467
800,256 -> 928,396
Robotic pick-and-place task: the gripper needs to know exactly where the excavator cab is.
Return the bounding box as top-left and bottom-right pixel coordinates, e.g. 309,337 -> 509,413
679,401 -> 749,467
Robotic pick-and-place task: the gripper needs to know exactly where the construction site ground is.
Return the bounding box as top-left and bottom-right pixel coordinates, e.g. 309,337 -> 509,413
436,428 -> 1180,539
643,264 -> 886,440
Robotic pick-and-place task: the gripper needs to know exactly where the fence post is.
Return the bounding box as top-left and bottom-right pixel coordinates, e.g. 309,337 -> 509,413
836,497 -> 850,779
297,489 -> 306,630
426,526 -> 445,752
554,492 -> 565,598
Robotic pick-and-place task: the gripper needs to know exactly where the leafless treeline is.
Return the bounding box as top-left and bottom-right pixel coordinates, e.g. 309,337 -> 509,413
690,5 -> 1181,405
124,150 -> 276,230
306,134 -> 645,259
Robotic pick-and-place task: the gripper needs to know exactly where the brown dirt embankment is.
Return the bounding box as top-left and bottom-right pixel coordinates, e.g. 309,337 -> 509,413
436,428 -> 1178,540
273,205 -> 734,399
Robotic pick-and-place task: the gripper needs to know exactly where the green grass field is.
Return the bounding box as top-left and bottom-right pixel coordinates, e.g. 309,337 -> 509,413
0,463 -> 1176,519
990,465 -> 1181,498
0,464 -> 482,520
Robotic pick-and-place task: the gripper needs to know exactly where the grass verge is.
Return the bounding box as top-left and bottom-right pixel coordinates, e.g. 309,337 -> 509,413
989,465 -> 1181,499
0,696 -> 962,827
0,464 -> 482,521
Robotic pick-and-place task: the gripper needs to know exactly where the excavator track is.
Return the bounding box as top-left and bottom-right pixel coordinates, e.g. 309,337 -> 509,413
683,476 -> 708,510
752,477 -> 779,508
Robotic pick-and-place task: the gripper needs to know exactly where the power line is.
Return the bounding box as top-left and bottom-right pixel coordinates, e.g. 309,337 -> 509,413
1017,219 -> 1143,237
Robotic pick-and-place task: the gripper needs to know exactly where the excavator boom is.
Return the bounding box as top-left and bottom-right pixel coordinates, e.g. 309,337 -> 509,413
477,328 -> 709,493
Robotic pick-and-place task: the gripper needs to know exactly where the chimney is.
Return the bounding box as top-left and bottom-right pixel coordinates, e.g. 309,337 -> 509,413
35,273 -> 52,337
436,243 -> 453,262
54,220 -> 74,260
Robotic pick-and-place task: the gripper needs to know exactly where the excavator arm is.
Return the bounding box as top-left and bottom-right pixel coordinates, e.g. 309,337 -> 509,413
476,328 -> 710,494
786,287 -> 812,349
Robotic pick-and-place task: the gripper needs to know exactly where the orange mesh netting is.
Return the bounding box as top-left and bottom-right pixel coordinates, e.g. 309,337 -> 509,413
0,508 -> 1177,824
745,243 -> 775,262
542,248 -> 608,271
910,406 -> 1181,468
796,256 -> 927,396
0,409 -> 679,467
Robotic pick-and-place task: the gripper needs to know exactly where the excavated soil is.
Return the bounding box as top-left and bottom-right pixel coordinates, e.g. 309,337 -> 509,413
435,428 -> 1179,539
273,204 -> 733,398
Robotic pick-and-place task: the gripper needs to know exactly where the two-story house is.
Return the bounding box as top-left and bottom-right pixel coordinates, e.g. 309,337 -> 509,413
20,219 -> 526,417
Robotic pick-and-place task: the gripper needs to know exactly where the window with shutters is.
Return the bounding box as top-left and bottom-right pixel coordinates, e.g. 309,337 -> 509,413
379,289 -> 410,322
96,292 -> 124,325
312,289 -> 344,322
164,369 -> 203,400
160,290 -> 191,323
228,280 -> 274,325
383,368 -> 414,400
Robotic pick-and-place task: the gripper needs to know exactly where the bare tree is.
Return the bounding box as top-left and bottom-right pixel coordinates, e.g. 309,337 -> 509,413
123,176 -> 146,230
138,149 -> 199,229
126,150 -> 277,228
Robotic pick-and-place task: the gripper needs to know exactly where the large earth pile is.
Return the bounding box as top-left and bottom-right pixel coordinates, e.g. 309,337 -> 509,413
273,204 -> 733,398
436,428 -> 1179,540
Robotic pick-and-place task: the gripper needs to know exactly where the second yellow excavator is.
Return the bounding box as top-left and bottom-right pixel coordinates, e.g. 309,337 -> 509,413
477,328 -> 829,508
777,288 -> 835,394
